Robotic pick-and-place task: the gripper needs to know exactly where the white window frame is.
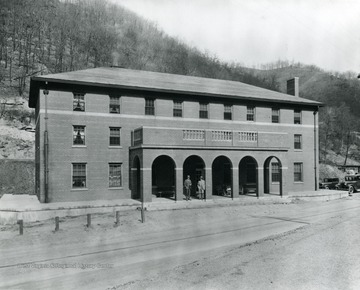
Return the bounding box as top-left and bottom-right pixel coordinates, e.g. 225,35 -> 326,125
73,125 -> 86,146
72,163 -> 87,189
73,93 -> 85,111
246,106 -> 255,121
109,127 -> 121,146
294,162 -> 303,182
109,163 -> 122,188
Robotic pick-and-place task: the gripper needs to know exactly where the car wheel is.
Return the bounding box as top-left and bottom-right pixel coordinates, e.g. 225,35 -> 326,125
349,186 -> 355,194
325,186 -> 329,190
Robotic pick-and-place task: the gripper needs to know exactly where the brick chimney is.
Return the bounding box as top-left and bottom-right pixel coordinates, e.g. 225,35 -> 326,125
287,77 -> 299,97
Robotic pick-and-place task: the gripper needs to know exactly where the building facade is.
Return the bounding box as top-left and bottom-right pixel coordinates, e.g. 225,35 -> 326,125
29,68 -> 321,203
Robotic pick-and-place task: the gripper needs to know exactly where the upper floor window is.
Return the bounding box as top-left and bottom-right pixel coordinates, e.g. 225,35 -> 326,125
247,106 -> 255,121
294,134 -> 302,149
145,98 -> 155,115
109,96 -> 120,114
72,163 -> 86,188
294,162 -> 303,182
224,105 -> 232,120
199,103 -> 208,119
73,125 -> 85,145
110,127 -> 121,146
272,108 -> 280,123
294,110 -> 302,124
173,101 -> 183,117
272,162 -> 280,182
73,93 -> 85,111
109,163 -> 122,188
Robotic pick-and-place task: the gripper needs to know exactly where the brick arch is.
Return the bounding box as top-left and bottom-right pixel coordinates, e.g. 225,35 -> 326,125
151,155 -> 176,199
264,156 -> 283,196
212,155 -> 233,198
183,155 -> 206,198
239,156 -> 259,197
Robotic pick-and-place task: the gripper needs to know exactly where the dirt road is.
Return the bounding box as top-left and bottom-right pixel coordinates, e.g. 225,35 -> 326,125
1,196 -> 359,289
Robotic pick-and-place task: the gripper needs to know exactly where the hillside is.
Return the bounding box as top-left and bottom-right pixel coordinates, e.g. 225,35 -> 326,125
251,64 -> 360,108
1,0 -> 360,171
0,0 -> 278,101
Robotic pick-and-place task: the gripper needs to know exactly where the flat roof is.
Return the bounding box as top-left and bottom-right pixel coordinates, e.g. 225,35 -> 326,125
29,67 -> 322,108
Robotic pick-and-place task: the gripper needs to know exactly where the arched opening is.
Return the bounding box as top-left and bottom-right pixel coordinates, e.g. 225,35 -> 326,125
151,155 -> 176,199
239,156 -> 258,197
264,156 -> 283,196
183,155 -> 205,199
212,156 -> 233,198
131,156 -> 141,200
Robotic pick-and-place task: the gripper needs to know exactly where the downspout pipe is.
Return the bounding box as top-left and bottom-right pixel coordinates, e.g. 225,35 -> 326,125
313,108 -> 319,191
43,83 -> 49,203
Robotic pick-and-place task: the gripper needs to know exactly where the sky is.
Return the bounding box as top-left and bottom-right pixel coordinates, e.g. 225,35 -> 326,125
113,0 -> 360,74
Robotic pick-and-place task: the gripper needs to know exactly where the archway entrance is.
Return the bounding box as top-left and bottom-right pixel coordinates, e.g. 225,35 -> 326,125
264,156 -> 283,196
183,155 -> 205,199
151,155 -> 176,199
212,156 -> 232,198
239,156 -> 258,197
131,156 -> 141,199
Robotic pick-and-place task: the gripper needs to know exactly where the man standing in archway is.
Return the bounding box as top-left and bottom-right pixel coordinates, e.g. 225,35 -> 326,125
197,176 -> 205,200
184,175 -> 192,201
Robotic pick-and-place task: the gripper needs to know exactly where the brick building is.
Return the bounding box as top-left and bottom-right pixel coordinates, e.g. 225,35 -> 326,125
28,68 -> 321,203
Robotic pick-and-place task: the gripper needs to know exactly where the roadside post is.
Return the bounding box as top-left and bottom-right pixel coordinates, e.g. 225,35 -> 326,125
55,216 -> 60,231
141,202 -> 145,223
87,214 -> 91,228
17,219 -> 23,235
137,202 -> 147,223
115,210 -> 120,226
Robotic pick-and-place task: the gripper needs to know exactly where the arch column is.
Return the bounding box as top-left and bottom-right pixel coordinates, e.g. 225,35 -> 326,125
281,165 -> 289,196
232,167 -> 239,199
175,167 -> 183,201
205,167 -> 212,200
141,167 -> 152,202
257,166 -> 264,197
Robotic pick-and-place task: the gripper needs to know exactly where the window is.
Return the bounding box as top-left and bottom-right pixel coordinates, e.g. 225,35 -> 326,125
72,163 -> 86,188
145,98 -> 155,115
73,126 -> 85,145
224,105 -> 232,120
272,108 -> 280,123
272,162 -> 280,182
173,101 -> 183,117
294,163 -> 303,182
110,127 -> 121,146
109,163 -> 122,187
294,134 -> 302,149
294,110 -> 302,124
247,106 -> 255,121
199,103 -> 208,119
73,93 -> 85,111
109,96 -> 120,114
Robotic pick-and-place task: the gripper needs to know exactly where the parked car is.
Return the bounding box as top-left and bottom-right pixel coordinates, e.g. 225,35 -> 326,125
319,178 -> 340,189
335,181 -> 348,191
344,174 -> 360,194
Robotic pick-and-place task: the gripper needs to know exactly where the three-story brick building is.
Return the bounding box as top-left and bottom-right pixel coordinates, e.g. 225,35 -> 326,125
28,67 -> 321,203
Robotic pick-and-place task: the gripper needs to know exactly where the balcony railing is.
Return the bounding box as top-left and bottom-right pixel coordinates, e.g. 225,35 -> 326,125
132,127 -> 289,149
183,129 -> 205,140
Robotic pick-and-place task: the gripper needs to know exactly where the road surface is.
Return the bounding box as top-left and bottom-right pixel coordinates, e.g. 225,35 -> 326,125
1,196 -> 359,289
